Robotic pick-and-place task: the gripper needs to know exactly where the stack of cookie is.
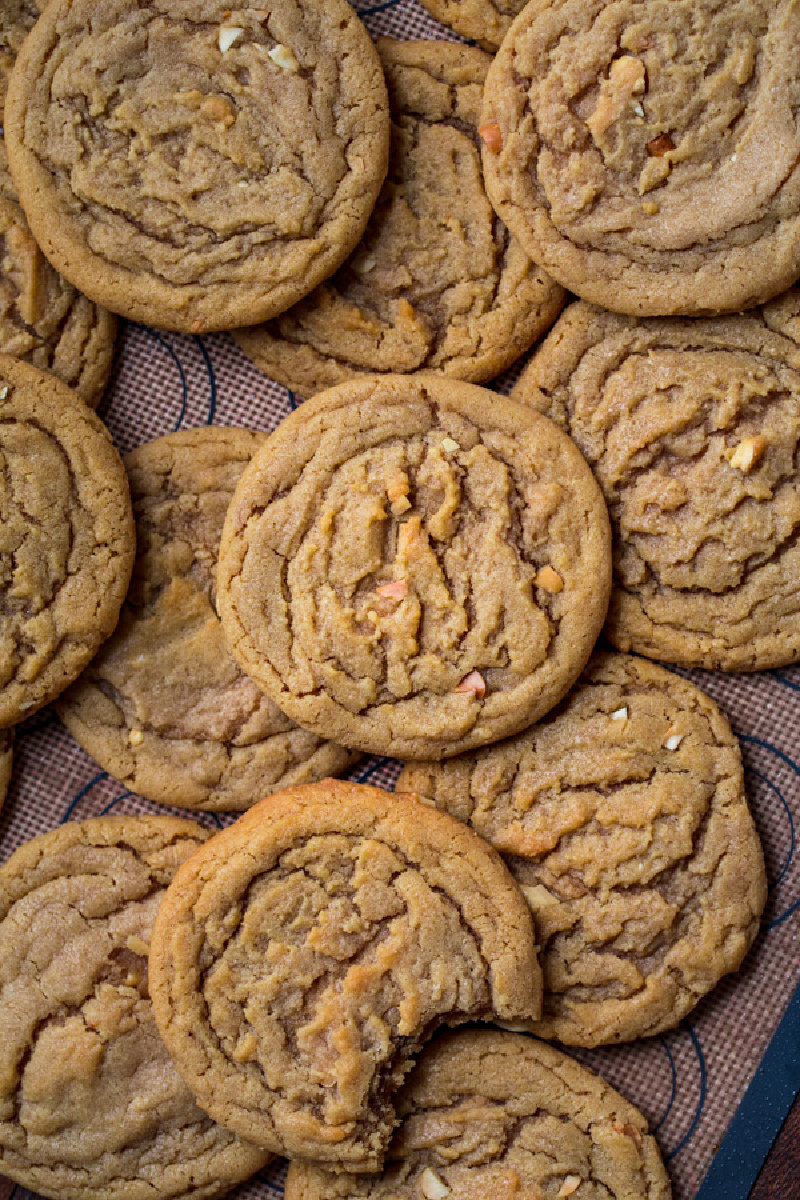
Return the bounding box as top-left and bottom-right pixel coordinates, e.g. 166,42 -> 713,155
1,0 -> 798,1198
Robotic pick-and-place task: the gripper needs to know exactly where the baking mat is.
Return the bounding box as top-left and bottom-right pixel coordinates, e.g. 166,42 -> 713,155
1,2 -> 799,1198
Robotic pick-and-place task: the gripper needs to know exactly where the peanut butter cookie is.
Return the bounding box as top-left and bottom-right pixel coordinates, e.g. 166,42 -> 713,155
0,355 -> 134,727
399,652 -> 767,1046
285,1029 -> 672,1199
233,39 -> 564,396
4,0 -> 390,333
0,1 -> 37,118
0,815 -> 270,1200
513,301 -> 800,670
149,780 -> 541,1171
217,376 -> 611,759
0,730 -> 12,810
417,0 -> 526,50
0,140 -> 116,408
481,0 -> 800,315
59,428 -> 358,811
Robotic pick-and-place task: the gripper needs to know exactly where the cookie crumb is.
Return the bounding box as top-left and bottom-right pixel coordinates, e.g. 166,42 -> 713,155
729,434 -> 767,473
218,25 -> 244,52
557,1176 -> 581,1198
420,1168 -> 451,1199
267,43 -> 299,72
454,670 -> 486,698
478,122 -> 503,154
535,565 -> 564,592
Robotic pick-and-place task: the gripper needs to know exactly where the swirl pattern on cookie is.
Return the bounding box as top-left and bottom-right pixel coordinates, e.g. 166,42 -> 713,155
149,781 -> 541,1170
481,0 -> 800,315
217,376 -> 611,759
0,815 -> 270,1200
399,652 -> 767,1046
59,428 -> 358,811
4,0 -> 390,332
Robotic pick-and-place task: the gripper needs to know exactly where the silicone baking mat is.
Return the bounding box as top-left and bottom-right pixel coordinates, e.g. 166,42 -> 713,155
1,3 -> 799,1199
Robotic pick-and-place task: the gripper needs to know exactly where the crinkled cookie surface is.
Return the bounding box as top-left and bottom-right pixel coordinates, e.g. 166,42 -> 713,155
481,0 -> 800,315
0,815 -> 270,1200
58,428 -> 357,811
149,782 -> 541,1171
4,0 -> 390,332
217,375 -> 611,759
399,652 -> 767,1046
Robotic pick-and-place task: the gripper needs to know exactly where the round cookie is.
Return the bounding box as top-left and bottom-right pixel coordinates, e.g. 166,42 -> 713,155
0,815 -> 271,1200
0,354 -> 134,727
233,39 -> 564,396
217,375 -> 612,759
511,302 -> 800,670
480,0 -> 800,316
0,1 -> 38,118
58,428 -> 358,812
417,0 -> 526,50
285,1029 -> 672,1200
149,780 -> 541,1171
4,0 -> 390,333
0,139 -> 116,409
399,651 -> 767,1047
0,730 -> 12,810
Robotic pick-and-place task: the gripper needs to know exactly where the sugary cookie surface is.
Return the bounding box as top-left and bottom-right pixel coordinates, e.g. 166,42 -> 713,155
0,815 -> 270,1200
416,0 -> 527,50
399,652 -> 767,1045
217,376 -> 611,758
285,1029 -> 672,1200
481,0 -> 800,314
58,428 -> 357,811
149,782 -> 541,1171
4,0 -> 390,331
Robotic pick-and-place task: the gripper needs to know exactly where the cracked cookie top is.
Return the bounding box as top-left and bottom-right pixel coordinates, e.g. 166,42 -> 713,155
233,39 -> 564,396
399,652 -> 767,1047
0,815 -> 270,1200
58,428 -> 357,811
285,1029 -> 672,1200
417,0 -> 527,51
149,781 -> 541,1171
480,0 -> 800,315
0,354 -> 134,727
0,0 -> 38,118
512,302 -> 800,670
0,140 -> 116,409
217,375 -> 611,759
3,0 -> 390,333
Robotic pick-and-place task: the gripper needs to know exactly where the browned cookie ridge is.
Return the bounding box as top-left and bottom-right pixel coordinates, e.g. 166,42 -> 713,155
0,139 -> 116,408
217,375 -> 611,759
58,428 -> 358,811
4,0 -> 390,333
481,0 -> 800,315
512,302 -> 800,670
233,39 -> 564,396
399,652 -> 767,1046
285,1029 -> 672,1199
0,815 -> 270,1200
149,781 -> 541,1171
0,355 -> 135,727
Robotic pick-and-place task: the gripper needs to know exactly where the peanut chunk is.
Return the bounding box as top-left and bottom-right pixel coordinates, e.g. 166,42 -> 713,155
647,132 -> 675,157
557,1176 -> 582,1197
729,434 -> 767,473
535,565 -> 564,592
611,706 -> 628,722
267,43 -> 299,72
376,579 -> 408,601
478,122 -> 503,154
586,56 -> 645,141
201,94 -> 236,126
454,670 -> 486,698
420,1168 -> 451,1199
129,728 -> 144,746
218,25 -> 243,52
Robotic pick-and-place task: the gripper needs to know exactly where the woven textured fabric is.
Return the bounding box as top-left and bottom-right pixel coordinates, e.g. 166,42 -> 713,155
1,4 -> 799,1198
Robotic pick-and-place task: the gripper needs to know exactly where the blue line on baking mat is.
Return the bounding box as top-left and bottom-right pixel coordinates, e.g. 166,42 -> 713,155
193,336 -> 217,424
695,979 -> 800,1200
666,1021 -> 706,1160
653,1036 -> 678,1133
135,326 -> 188,431
356,756 -> 393,784
355,0 -> 403,14
739,735 -> 799,926
771,670 -> 800,692
60,771 -> 109,823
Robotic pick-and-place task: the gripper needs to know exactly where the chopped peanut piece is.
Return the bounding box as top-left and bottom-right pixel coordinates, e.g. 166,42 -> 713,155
647,132 -> 675,156
557,1176 -> 582,1198
201,94 -> 236,125
729,434 -> 767,473
387,474 -> 409,504
642,200 -> 659,215
441,437 -> 461,452
611,707 -> 628,722
397,516 -> 422,558
586,56 -> 645,141
376,579 -> 408,601
125,934 -> 150,956
478,122 -> 503,154
613,1121 -> 643,1145
535,565 -> 564,592
267,43 -> 299,72
454,670 -> 486,698
218,25 -> 244,52
420,1168 -> 451,1199
664,733 -> 683,751
129,728 -> 144,746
